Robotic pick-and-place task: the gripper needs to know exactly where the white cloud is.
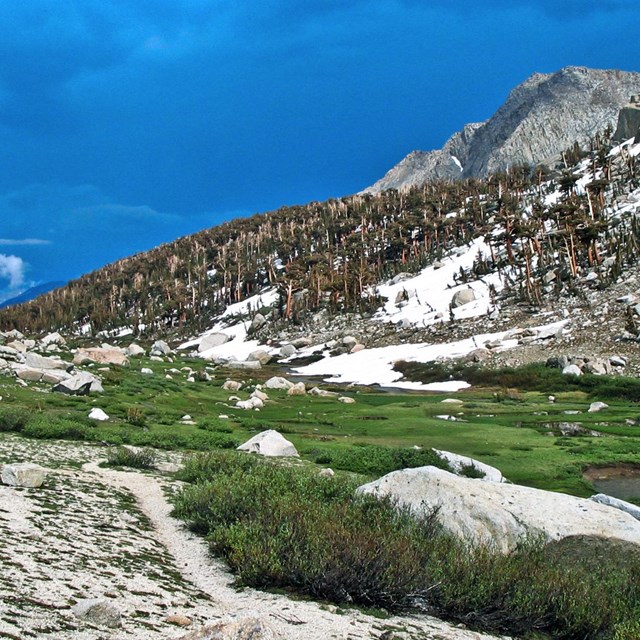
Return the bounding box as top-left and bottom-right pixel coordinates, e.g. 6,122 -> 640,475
0,238 -> 50,246
0,254 -> 26,289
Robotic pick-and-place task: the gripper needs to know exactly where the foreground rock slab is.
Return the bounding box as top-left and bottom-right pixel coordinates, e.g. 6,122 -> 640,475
358,466 -> 640,552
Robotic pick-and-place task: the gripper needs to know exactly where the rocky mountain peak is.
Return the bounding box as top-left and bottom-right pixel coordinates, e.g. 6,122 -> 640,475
364,66 -> 640,193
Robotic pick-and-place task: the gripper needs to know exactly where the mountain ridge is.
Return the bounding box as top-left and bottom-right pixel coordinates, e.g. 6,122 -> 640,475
365,66 -> 640,193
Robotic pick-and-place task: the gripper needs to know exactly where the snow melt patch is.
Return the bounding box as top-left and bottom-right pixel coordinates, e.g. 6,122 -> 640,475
178,288 -> 280,360
293,320 -> 567,391
375,236 -> 501,328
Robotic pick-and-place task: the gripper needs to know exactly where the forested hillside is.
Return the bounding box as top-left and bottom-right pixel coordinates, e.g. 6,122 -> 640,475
2,131 -> 639,337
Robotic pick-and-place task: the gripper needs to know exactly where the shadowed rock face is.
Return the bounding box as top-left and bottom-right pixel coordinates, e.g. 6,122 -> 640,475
613,95 -> 640,142
365,66 -> 640,193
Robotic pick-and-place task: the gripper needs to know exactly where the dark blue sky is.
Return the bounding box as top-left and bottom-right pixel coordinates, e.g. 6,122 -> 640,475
1,0 -> 639,301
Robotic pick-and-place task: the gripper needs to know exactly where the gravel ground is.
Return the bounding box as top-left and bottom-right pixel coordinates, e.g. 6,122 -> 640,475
0,435 -> 507,640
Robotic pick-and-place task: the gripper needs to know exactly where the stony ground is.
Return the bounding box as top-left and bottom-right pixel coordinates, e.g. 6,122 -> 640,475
0,434 -> 507,640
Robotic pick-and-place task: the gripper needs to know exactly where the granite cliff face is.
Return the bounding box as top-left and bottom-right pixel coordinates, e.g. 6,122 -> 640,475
365,66 -> 640,193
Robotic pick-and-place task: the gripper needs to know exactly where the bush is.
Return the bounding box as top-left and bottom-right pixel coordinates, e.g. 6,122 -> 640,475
0,408 -> 29,432
173,453 -> 447,609
309,444 -> 450,477
395,360 -> 640,402
105,446 -> 157,469
173,451 -> 640,638
21,415 -> 89,440
126,407 -> 146,427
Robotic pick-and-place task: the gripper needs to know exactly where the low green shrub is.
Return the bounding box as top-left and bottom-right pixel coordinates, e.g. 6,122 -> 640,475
394,360 -> 640,401
309,444 -> 450,477
197,418 -> 234,433
105,446 -> 157,469
0,407 -> 30,432
173,451 -> 640,639
21,415 -> 89,440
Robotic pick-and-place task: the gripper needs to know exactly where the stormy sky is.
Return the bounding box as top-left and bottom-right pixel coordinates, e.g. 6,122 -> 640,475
1,0 -> 639,300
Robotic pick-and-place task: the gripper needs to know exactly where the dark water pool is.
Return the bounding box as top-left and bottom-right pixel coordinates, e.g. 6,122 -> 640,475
585,465 -> 640,500
591,477 -> 640,500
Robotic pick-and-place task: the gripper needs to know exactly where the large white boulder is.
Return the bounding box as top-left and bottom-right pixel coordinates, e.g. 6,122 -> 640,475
451,287 -> 476,308
73,347 -> 129,367
198,333 -> 230,352
264,376 -> 294,390
71,598 -> 121,628
433,449 -> 505,482
237,430 -> 299,457
1,463 -> 47,488
41,331 -> 66,346
53,371 -> 103,395
89,408 -> 110,421
24,352 -> 69,370
124,343 -> 145,357
357,466 -> 640,553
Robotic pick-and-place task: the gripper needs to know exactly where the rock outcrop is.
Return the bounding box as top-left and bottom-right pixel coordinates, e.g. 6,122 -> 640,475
365,66 -> 640,192
613,94 -> 640,142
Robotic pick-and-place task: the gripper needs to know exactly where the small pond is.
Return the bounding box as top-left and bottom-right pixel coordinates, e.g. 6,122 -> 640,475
584,465 -> 640,500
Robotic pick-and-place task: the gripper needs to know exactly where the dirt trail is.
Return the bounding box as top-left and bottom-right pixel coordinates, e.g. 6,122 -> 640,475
1,435 -> 506,639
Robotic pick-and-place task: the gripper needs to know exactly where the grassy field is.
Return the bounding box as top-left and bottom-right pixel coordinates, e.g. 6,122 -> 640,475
5,351 -> 640,638
2,352 -> 640,495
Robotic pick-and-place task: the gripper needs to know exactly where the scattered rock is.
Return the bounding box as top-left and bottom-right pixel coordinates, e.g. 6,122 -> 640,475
141,367 -> 154,375
71,598 -> 122,628
610,355 -> 627,367
247,313 -> 267,335
88,408 -> 109,421
222,380 -> 242,392
177,617 -> 275,640
237,430 -> 299,457
228,360 -> 262,371
562,364 -> 582,376
319,468 -> 335,477
41,331 -> 66,346
199,333 -> 231,352
591,493 -> 640,521
247,350 -> 273,365
166,614 -> 193,627
338,396 -> 356,404
287,382 -> 306,396
434,449 -> 504,482
53,372 -> 103,395
279,344 -> 297,358
150,340 -> 172,356
73,347 -> 129,367
588,401 -> 609,413
264,376 -> 293,390
124,343 -> 146,357
1,463 -> 47,488
309,387 -> 338,397
450,287 -> 476,308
